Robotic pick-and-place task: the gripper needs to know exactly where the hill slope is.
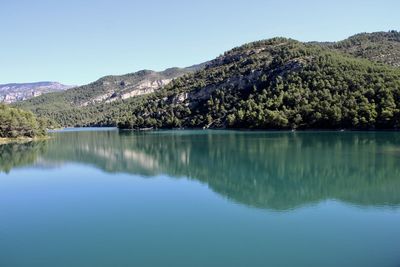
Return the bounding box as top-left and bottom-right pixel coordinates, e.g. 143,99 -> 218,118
0,82 -> 73,104
15,67 -> 202,126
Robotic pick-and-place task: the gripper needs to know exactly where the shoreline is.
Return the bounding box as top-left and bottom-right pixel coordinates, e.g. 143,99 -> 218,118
44,126 -> 400,133
0,136 -> 50,145
118,127 -> 400,133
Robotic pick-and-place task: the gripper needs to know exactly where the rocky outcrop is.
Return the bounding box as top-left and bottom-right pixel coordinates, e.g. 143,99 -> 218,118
80,77 -> 175,106
119,78 -> 172,100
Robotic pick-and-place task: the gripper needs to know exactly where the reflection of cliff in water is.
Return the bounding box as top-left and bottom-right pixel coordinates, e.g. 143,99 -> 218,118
5,130 -> 400,210
0,141 -> 48,173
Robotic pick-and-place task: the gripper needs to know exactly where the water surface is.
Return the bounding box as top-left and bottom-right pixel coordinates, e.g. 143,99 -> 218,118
1,129 -> 400,267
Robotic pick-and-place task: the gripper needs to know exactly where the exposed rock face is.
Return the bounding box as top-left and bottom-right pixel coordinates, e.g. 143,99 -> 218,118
0,82 -> 74,103
79,74 -> 175,107
119,79 -> 172,100
82,92 -> 116,106
80,78 -> 173,106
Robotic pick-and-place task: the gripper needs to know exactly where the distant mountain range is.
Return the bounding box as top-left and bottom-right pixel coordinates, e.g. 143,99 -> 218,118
0,82 -> 74,104
14,30 -> 400,130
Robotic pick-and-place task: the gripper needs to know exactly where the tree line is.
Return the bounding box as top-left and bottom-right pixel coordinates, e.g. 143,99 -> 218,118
0,104 -> 47,138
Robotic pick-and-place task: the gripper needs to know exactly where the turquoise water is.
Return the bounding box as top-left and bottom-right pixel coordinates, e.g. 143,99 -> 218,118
0,129 -> 400,267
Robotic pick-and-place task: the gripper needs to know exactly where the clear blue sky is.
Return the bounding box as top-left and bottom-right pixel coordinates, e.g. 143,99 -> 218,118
1,0 -> 399,85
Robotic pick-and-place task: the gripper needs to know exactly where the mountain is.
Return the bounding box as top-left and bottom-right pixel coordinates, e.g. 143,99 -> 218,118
0,82 -> 74,104
14,65 -> 204,126
115,36 -> 400,130
16,31 -> 400,130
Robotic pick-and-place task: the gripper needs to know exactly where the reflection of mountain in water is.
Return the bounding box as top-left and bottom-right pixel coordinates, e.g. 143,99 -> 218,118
2,130 -> 400,210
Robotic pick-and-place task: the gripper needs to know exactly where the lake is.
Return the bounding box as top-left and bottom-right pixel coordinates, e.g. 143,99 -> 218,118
0,129 -> 400,267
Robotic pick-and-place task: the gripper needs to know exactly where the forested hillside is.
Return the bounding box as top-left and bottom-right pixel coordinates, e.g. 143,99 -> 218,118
15,31 -> 400,130
0,104 -> 47,138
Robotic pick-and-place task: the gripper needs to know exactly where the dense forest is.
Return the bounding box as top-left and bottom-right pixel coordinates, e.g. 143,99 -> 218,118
0,104 -> 47,138
15,31 -> 400,130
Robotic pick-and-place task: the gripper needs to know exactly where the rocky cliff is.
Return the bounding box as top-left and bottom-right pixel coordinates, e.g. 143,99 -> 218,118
0,82 -> 74,103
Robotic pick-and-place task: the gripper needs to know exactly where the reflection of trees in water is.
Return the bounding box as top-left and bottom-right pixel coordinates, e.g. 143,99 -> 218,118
116,131 -> 400,210
45,131 -> 400,210
7,130 -> 400,210
0,141 -> 47,173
